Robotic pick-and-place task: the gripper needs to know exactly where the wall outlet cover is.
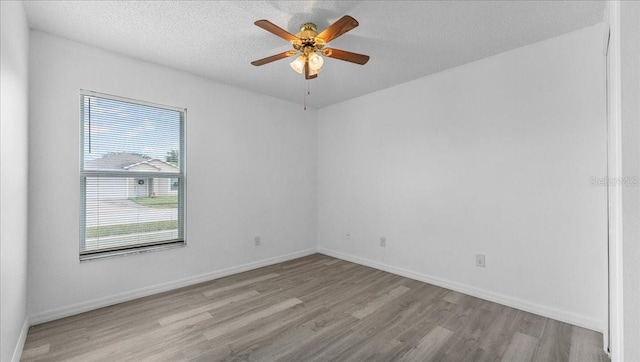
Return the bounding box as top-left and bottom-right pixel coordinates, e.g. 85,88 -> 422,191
476,254 -> 486,267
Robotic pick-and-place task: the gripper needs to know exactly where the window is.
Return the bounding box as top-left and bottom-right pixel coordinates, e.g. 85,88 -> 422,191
80,91 -> 185,259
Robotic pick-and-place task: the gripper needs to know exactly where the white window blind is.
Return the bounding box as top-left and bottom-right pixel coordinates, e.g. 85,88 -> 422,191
80,91 -> 185,258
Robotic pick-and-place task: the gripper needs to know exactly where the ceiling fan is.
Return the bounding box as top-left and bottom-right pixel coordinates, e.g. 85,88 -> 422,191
251,15 -> 370,80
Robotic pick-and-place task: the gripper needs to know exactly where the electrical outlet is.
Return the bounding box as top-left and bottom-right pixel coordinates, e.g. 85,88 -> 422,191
476,254 -> 486,267
254,236 -> 261,247
346,232 -> 351,240
380,237 -> 387,247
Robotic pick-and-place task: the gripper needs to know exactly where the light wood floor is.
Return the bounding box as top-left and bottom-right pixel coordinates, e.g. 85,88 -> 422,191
21,254 -> 609,361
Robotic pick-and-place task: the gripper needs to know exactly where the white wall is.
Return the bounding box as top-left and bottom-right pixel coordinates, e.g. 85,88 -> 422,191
0,1 -> 30,361
317,24 -> 607,332
620,1 -> 640,360
27,31 -> 317,321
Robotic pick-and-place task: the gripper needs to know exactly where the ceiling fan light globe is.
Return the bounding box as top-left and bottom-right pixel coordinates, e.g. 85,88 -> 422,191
308,53 -> 324,71
290,55 -> 305,74
309,67 -> 322,76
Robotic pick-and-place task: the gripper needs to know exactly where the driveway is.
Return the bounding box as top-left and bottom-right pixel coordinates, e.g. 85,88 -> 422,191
86,198 -> 178,227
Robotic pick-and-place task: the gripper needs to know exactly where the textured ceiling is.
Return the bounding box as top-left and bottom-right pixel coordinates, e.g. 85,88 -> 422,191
23,1 -> 605,109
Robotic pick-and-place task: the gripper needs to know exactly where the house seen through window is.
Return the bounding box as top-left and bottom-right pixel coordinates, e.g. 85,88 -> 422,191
80,91 -> 185,258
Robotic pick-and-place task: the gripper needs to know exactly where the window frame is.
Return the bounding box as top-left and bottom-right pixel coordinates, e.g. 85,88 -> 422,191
79,90 -> 186,260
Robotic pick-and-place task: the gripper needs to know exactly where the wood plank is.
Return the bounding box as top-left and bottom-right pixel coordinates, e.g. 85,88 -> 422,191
20,344 -> 50,360
443,290 -> 465,304
324,258 -> 340,265
501,332 -> 539,362
351,285 -> 410,319
400,325 -> 454,361
533,319 -> 573,361
201,272 -> 279,297
569,326 -> 609,362
201,297 -> 303,340
158,289 -> 259,325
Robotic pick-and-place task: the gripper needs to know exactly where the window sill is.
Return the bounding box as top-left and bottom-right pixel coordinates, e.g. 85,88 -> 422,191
80,241 -> 185,262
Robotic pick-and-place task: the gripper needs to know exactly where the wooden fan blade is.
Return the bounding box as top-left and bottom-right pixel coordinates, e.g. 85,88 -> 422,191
316,15 -> 359,43
251,51 -> 294,66
322,48 -> 370,65
254,20 -> 298,42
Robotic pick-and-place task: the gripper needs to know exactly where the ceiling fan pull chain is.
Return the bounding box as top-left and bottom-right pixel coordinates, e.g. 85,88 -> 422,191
304,83 -> 307,111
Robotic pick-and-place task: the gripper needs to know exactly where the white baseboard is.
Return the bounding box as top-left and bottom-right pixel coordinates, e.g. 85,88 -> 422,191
11,317 -> 30,362
318,247 -> 603,333
29,248 -> 317,325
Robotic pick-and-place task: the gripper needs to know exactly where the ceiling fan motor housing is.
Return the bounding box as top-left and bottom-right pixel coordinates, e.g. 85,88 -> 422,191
300,23 -> 317,34
294,22 -> 324,53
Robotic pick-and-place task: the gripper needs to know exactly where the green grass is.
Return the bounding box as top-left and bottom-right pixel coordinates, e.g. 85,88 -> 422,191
129,196 -> 178,209
87,220 -> 178,238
